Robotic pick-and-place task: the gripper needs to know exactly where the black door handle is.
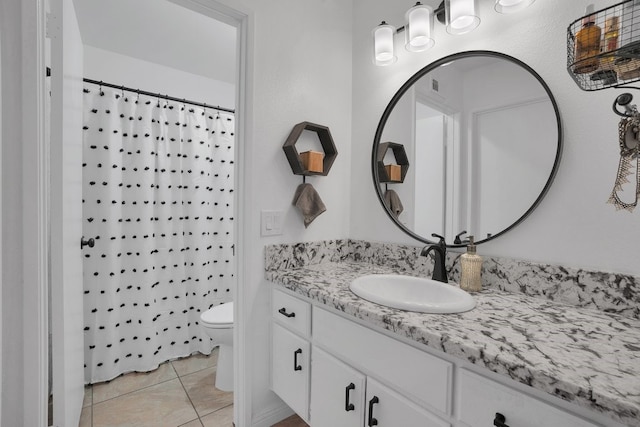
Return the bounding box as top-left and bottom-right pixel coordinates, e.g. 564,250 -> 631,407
345,382 -> 355,412
278,307 -> 295,318
293,348 -> 302,371
81,237 -> 95,249
494,413 -> 510,427
367,396 -> 379,426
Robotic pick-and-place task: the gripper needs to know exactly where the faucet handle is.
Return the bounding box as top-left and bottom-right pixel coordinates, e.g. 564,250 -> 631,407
431,233 -> 446,246
454,230 -> 468,245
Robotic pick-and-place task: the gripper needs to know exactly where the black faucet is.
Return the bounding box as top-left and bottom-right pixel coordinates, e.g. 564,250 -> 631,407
420,233 -> 448,283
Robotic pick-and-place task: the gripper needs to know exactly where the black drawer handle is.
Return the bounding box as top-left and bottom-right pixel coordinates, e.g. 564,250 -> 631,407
345,383 -> 355,412
278,307 -> 296,318
494,413 -> 510,427
367,396 -> 379,426
294,348 -> 302,371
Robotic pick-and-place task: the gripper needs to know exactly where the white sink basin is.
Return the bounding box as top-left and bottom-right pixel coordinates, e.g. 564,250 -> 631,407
349,274 -> 476,314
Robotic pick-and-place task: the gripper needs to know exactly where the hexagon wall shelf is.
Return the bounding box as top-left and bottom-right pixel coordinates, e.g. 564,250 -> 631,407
283,121 -> 338,176
377,142 -> 409,183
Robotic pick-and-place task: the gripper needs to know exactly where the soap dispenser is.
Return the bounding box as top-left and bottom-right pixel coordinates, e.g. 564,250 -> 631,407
460,236 -> 482,293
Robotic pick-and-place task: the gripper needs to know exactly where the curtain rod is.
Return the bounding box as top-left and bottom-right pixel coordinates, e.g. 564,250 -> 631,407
83,77 -> 235,114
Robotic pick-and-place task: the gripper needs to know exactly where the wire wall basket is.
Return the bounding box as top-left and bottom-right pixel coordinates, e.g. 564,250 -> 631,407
568,0 -> 640,91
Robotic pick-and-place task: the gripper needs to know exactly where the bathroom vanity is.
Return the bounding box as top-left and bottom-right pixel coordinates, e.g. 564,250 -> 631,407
266,246 -> 639,427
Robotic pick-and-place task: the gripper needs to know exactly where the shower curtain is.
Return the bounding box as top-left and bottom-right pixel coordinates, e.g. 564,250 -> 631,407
81,85 -> 235,383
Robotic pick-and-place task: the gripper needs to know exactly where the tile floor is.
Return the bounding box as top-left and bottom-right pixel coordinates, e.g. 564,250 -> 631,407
78,349 -> 308,427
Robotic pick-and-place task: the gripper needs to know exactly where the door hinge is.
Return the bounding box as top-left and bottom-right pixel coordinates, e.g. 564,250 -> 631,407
46,13 -> 59,39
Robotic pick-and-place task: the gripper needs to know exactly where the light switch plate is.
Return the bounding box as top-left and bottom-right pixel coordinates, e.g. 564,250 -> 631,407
261,210 -> 284,236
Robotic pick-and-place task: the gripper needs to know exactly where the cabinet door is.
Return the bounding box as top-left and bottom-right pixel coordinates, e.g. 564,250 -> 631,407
272,323 -> 310,421
310,347 -> 366,427
458,369 -> 599,427
365,378 -> 450,427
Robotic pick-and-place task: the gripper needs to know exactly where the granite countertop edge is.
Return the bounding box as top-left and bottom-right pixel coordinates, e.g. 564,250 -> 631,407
265,261 -> 640,427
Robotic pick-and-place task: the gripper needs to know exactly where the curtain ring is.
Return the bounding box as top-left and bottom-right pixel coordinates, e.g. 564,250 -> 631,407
157,93 -> 161,108
136,89 -> 140,103
99,81 -> 104,96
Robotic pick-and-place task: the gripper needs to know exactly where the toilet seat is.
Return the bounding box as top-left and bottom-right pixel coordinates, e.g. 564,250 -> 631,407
200,302 -> 233,328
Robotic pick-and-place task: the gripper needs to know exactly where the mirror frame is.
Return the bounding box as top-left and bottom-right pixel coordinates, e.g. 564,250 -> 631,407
372,50 -> 563,247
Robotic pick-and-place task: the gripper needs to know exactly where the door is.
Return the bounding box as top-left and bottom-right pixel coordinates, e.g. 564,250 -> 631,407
272,323 -> 310,421
365,378 -> 450,427
49,0 -> 85,424
310,346 -> 365,427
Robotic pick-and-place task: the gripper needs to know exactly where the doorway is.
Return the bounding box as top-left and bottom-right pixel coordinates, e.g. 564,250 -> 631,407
47,0 -> 246,425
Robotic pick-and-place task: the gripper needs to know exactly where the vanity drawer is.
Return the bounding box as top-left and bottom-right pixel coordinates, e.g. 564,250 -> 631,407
313,306 -> 452,416
272,288 -> 311,338
457,369 -> 599,427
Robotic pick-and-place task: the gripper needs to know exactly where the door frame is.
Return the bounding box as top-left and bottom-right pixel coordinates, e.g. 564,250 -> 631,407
25,0 -> 253,425
23,0 -> 49,426
166,1 -> 253,425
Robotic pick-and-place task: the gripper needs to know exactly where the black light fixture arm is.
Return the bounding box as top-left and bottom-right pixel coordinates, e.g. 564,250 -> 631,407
385,1 -> 446,33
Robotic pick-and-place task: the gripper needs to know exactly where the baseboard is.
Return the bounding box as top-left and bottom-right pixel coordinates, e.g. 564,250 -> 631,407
250,402 -> 295,427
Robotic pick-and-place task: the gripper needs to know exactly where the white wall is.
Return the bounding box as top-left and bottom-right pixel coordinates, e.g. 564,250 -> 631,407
83,45 -> 235,109
351,0 -> 639,276
214,0 -> 353,423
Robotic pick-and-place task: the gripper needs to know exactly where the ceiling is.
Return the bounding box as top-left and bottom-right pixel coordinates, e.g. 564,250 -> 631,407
73,0 -> 237,84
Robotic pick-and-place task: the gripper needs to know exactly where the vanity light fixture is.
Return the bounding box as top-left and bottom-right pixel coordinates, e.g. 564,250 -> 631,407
373,0 -> 535,66
373,21 -> 398,66
445,0 -> 479,35
405,3 -> 435,52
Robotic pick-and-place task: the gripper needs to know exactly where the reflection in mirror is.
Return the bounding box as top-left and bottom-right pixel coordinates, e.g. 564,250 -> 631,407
374,51 -> 562,246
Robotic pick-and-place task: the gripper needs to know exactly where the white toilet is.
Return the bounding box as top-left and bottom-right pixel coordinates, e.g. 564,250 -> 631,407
200,302 -> 234,391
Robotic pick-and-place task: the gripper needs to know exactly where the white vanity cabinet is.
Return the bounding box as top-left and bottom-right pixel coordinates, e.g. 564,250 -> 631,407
271,286 -> 613,427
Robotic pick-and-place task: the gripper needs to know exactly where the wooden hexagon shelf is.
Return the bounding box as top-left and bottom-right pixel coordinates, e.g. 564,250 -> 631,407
283,121 -> 338,176
377,142 -> 409,183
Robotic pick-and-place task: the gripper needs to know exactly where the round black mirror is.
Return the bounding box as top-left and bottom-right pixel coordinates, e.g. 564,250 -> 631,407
372,51 -> 562,247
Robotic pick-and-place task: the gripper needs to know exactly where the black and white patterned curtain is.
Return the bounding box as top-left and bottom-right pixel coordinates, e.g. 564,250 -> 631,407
81,85 -> 235,383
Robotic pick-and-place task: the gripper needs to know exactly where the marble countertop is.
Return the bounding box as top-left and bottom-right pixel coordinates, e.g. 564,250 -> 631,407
265,261 -> 640,427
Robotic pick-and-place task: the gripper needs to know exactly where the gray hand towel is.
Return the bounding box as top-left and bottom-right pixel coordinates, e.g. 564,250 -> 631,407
293,183 -> 327,228
384,189 -> 403,216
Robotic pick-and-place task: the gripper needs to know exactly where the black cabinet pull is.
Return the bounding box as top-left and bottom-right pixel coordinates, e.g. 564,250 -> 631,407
293,348 -> 302,371
494,413 -> 510,427
344,383 -> 355,412
367,396 -> 379,426
278,307 -> 296,318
